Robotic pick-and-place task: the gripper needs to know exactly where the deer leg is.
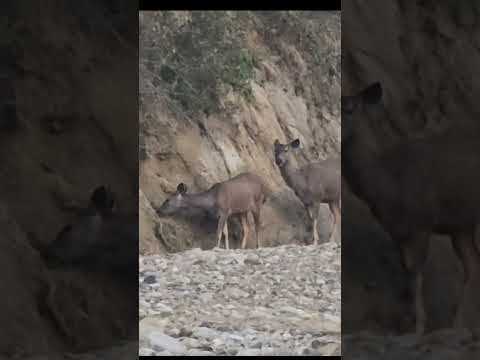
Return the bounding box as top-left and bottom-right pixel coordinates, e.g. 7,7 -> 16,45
241,213 -> 249,249
252,208 -> 261,248
328,201 -> 341,243
307,205 -> 319,245
216,213 -> 228,249
312,217 -> 319,245
451,230 -> 480,328
399,232 -> 430,336
223,217 -> 230,250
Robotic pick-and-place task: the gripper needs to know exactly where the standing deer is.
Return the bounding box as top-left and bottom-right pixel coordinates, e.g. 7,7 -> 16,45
342,82 -> 480,335
273,139 -> 341,245
157,172 -> 268,249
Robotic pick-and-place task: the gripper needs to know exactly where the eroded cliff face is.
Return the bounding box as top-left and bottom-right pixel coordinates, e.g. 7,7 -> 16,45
0,1 -> 137,356
139,11 -> 341,254
342,0 -> 480,335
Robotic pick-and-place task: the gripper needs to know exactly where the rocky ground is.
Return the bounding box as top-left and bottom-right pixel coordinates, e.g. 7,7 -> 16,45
139,242 -> 341,356
344,328 -> 480,360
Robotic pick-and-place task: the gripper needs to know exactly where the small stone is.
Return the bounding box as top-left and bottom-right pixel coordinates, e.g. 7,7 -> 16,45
312,342 -> 339,356
139,348 -> 155,356
143,275 -> 156,284
140,316 -> 169,337
151,303 -> 173,318
278,306 -> 310,319
224,287 -> 249,299
250,341 -> 262,349
236,348 -> 262,356
147,331 -> 186,355
188,350 -> 215,356
244,254 -> 262,265
165,327 -> 180,337
311,339 -> 322,349
199,293 -> 213,303
298,318 -> 340,334
212,337 -> 224,349
182,337 -> 202,349
192,327 -> 219,340
226,334 -> 244,342
179,328 -> 193,337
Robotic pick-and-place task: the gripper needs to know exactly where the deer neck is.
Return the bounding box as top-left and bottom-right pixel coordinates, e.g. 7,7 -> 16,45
183,189 -> 217,212
279,161 -> 304,192
343,136 -> 395,217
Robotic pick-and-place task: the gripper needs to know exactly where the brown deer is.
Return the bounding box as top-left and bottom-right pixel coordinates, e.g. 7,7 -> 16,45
157,172 -> 268,249
342,82 -> 480,335
273,139 -> 341,245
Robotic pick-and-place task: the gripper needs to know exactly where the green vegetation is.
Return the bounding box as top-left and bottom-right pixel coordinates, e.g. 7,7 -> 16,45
139,11 -> 341,117
140,11 -> 256,116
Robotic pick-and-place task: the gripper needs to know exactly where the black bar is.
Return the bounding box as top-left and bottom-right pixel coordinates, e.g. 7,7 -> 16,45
140,0 -> 341,11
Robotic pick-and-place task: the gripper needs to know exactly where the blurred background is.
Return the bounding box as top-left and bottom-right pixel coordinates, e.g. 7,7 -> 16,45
0,0 -> 137,357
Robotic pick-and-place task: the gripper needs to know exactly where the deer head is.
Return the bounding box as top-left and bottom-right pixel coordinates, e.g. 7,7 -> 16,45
273,138 -> 300,167
157,183 -> 188,215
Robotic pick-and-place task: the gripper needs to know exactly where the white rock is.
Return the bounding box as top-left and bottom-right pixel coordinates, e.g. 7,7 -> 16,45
199,293 -> 213,303
236,348 -> 262,356
139,347 -> 155,356
150,303 -> 174,317
140,316 -> 169,338
312,342 -> 339,356
146,331 -> 186,354
244,254 -> 262,265
182,337 -> 202,349
192,327 -> 219,340
226,334 -> 244,342
188,350 -> 215,356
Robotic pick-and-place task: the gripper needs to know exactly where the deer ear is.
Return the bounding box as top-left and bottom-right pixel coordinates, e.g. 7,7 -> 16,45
361,82 -> 382,105
291,139 -> 300,148
91,186 -> 108,208
274,139 -> 280,147
177,183 -> 187,195
91,185 -> 115,211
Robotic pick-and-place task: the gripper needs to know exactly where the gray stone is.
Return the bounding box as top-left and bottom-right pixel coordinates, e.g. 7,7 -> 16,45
143,275 -> 156,284
236,348 -> 262,356
188,350 -> 215,356
139,348 -> 156,356
244,254 -> 262,265
182,337 -> 202,349
146,331 -> 186,354
312,342 -> 339,356
192,327 -> 219,340
151,303 -> 174,318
